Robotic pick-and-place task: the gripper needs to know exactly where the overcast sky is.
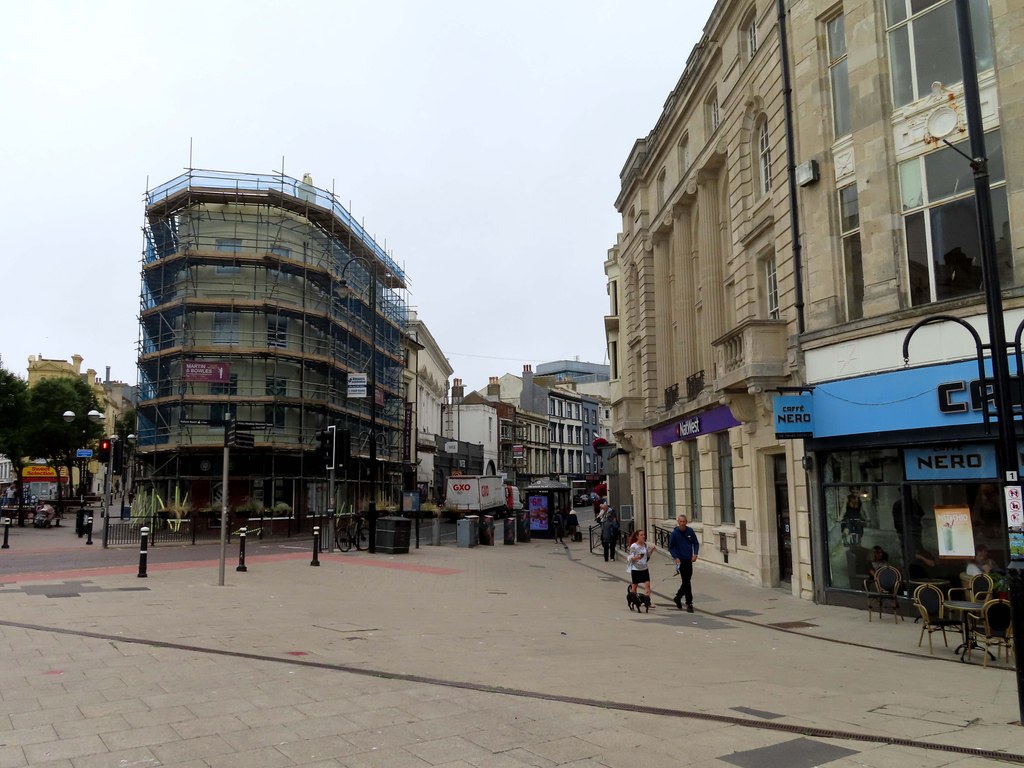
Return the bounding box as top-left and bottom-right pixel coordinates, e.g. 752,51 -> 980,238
1,0 -> 714,394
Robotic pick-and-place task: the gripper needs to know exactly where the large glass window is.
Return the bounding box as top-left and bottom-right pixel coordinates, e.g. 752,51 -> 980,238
900,130 -> 1011,306
886,0 -> 994,108
764,253 -> 779,319
756,117 -> 772,196
688,440 -> 702,522
717,432 -> 735,524
839,185 -> 864,320
665,446 -> 676,521
213,312 -> 240,345
827,14 -> 851,136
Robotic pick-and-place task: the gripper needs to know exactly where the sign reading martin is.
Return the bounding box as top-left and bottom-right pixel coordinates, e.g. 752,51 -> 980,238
348,373 -> 368,398
183,361 -> 230,383
772,394 -> 814,439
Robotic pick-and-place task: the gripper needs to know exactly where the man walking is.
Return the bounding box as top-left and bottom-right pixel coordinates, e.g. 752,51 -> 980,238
668,514 -> 699,612
599,503 -> 619,561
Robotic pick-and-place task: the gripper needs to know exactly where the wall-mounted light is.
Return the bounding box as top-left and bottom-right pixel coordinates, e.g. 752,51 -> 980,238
801,455 -> 813,471
795,159 -> 819,187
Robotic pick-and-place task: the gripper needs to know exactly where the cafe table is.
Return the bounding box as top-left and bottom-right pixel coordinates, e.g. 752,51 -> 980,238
944,599 -> 988,662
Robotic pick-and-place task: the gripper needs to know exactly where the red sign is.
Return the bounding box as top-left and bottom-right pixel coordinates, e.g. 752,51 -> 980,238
183,361 -> 231,383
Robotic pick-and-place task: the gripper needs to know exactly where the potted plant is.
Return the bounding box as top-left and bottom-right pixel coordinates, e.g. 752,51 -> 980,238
234,497 -> 264,521
990,573 -> 1009,600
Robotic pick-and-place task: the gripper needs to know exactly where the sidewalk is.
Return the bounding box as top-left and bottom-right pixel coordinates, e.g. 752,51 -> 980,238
0,527 -> 1020,767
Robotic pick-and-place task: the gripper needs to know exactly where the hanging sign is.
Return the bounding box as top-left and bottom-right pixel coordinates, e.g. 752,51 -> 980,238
1005,485 -> 1023,529
348,373 -> 368,398
772,394 -> 814,439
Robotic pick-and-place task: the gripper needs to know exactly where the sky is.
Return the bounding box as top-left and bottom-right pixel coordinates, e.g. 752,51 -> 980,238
1,0 -> 715,394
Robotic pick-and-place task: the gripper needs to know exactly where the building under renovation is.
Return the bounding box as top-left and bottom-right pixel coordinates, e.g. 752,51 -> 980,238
138,169 -> 409,519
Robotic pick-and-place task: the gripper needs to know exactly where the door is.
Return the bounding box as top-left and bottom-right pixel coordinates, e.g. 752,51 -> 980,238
773,454 -> 793,582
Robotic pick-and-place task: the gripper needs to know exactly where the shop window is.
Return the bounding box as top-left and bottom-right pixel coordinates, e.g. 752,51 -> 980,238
717,432 -> 735,524
827,13 -> 851,137
839,184 -> 864,320
900,130 -> 1011,306
886,0 -> 993,108
688,440 -> 702,522
665,446 -> 676,520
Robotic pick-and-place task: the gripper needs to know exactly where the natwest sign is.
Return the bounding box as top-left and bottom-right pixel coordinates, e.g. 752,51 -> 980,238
182,361 -> 231,383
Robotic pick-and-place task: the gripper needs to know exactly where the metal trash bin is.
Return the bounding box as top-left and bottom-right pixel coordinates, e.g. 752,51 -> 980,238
503,517 -> 515,545
516,510 -> 531,543
376,516 -> 411,554
480,515 -> 495,545
457,515 -> 479,548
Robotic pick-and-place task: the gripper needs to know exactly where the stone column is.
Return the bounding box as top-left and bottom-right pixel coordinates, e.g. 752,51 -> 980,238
698,171 -> 726,374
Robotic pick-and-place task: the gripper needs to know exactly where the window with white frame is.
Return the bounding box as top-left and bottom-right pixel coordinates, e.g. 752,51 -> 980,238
213,312 -> 240,345
763,253 -> 779,319
215,239 -> 242,274
267,314 -> 288,348
756,116 -> 772,196
839,185 -> 864,320
900,130 -> 1012,306
827,14 -> 851,136
210,374 -> 238,426
265,376 -> 286,428
886,0 -> 994,108
706,90 -> 720,133
743,9 -> 758,60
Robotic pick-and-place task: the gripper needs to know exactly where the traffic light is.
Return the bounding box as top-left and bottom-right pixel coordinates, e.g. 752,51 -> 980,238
111,439 -> 124,475
97,438 -> 111,463
315,425 -> 336,470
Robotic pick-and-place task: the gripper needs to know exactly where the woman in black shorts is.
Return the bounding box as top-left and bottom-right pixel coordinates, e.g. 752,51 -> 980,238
627,530 -> 656,603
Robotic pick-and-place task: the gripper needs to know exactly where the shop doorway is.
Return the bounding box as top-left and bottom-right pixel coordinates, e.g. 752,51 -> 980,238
773,454 -> 792,582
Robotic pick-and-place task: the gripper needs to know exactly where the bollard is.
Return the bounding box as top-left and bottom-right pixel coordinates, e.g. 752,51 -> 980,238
1,517 -> 9,549
310,525 -> 320,566
86,516 -> 94,545
236,527 -> 248,572
138,527 -> 149,578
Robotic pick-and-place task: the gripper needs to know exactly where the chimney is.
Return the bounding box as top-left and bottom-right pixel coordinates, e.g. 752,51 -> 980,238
452,378 -> 465,404
487,377 -> 500,397
105,365 -> 111,384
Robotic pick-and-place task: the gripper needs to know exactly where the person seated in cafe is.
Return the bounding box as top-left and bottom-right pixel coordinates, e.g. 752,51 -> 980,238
965,544 -> 999,576
908,546 -> 937,580
867,546 -> 890,578
841,490 -> 865,546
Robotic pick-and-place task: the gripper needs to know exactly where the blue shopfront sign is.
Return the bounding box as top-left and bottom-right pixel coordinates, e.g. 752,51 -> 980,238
772,394 -> 814,438
904,443 -> 998,481
811,358 -> 1016,438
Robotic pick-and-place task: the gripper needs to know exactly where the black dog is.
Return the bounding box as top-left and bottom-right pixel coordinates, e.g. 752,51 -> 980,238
626,587 -> 642,612
638,593 -> 652,612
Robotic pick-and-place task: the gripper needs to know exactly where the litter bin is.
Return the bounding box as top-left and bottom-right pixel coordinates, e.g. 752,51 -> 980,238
376,516 -> 411,554
516,510 -> 531,543
503,517 -> 515,545
457,515 -> 479,548
480,515 -> 495,545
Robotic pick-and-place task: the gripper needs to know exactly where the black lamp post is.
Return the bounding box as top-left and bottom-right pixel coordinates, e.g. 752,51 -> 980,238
905,0 -> 1024,723
340,255 -> 383,554
62,409 -> 104,525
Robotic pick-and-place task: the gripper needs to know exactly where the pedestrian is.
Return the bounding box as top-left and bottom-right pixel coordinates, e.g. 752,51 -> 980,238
552,508 -> 565,544
600,503 -> 619,561
627,529 -> 656,604
668,514 -> 699,612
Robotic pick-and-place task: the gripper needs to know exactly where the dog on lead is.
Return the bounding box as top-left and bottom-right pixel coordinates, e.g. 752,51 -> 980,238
627,587 -> 652,613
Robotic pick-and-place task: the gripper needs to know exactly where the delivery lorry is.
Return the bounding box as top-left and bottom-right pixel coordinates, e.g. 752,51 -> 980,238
444,476 -> 507,514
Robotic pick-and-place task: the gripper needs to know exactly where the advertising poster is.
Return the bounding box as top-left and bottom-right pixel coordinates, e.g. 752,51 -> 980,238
934,504 -> 975,558
529,495 -> 549,531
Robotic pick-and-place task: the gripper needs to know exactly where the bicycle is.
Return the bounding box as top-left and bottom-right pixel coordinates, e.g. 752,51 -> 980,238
335,512 -> 368,552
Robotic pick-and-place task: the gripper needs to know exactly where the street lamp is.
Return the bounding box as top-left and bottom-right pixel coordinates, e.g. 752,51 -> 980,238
340,254 -> 385,554
62,409 -> 103,527
905,0 -> 1024,722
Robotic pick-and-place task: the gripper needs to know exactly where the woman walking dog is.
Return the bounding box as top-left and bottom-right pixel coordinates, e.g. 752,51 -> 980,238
626,530 -> 656,611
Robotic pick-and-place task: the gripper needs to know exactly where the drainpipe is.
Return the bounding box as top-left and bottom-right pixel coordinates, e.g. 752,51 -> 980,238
776,0 -> 805,334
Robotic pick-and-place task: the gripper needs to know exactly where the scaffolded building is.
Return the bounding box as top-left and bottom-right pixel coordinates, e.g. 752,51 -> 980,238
138,169 -> 409,516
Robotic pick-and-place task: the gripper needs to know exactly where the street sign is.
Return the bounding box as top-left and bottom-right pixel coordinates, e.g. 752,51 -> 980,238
76,449 -> 93,458
232,432 -> 255,449
180,418 -> 212,426
1005,485 -> 1023,528
234,420 -> 268,430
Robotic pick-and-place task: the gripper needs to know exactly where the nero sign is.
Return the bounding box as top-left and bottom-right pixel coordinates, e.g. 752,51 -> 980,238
904,443 -> 998,481
772,394 -> 814,439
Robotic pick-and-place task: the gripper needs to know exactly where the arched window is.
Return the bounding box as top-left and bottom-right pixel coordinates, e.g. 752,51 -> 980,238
656,169 -> 667,209
756,117 -> 772,196
741,7 -> 758,61
678,135 -> 690,176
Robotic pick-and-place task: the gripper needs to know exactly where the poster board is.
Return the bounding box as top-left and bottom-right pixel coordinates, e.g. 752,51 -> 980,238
934,504 -> 975,558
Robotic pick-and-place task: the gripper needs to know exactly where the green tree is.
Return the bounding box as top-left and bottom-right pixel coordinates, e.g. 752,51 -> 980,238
0,367 -> 30,518
25,377 -> 104,509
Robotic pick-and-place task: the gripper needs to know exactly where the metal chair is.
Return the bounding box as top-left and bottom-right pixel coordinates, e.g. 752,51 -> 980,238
865,565 -> 903,623
950,572 -> 995,603
912,583 -> 962,654
967,599 -> 1014,668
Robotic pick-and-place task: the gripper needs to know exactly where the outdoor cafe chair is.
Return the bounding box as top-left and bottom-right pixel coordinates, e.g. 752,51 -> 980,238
865,564 -> 903,623
950,572 -> 994,604
912,583 -> 962,655
967,599 -> 1014,668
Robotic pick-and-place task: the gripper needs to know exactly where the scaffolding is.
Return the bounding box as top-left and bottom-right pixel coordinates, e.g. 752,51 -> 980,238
137,168 -> 410,515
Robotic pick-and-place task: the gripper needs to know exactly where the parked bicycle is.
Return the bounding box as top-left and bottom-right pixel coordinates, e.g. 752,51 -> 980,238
335,511 -> 368,552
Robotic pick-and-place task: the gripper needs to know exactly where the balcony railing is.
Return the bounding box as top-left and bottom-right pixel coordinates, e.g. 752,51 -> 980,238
686,370 -> 705,400
712,319 -> 789,392
664,383 -> 679,410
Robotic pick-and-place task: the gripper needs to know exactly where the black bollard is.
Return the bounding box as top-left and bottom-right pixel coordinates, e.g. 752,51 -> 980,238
85,516 -> 94,545
310,525 -> 320,566
2,517 -> 9,549
138,526 -> 149,578
236,527 -> 248,572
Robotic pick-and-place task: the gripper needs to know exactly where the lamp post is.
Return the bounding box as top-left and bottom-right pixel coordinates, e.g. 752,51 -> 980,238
62,409 -> 103,530
340,255 -> 384,554
905,0 -> 1024,722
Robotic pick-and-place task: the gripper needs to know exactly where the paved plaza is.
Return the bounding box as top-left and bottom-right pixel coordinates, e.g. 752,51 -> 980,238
0,522 -> 1022,767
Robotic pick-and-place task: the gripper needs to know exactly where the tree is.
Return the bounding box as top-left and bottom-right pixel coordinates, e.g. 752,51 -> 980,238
0,367 -> 30,521
25,377 -> 104,511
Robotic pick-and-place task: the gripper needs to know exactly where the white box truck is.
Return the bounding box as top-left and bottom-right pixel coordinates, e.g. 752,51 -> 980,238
444,476 -> 506,513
